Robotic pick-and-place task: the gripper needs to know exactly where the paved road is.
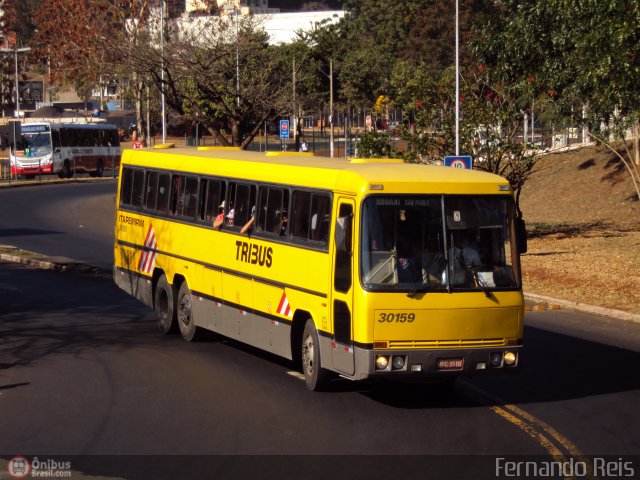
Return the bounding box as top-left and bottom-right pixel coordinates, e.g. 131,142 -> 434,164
0,179 -> 116,270
1,182 -> 639,479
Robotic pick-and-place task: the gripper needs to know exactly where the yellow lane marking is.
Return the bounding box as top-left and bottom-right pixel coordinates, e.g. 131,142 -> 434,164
489,405 -> 565,458
461,380 -> 594,479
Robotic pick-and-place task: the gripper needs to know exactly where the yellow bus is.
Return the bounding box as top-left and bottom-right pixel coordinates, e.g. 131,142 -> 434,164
114,146 -> 527,390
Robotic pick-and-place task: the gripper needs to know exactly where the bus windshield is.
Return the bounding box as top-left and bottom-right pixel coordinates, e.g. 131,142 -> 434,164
361,195 -> 520,292
15,131 -> 53,157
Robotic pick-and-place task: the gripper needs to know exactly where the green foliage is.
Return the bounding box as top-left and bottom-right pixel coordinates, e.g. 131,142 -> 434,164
354,129 -> 396,158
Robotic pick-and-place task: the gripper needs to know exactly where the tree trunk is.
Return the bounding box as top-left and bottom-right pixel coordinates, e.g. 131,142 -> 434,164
634,122 -> 639,166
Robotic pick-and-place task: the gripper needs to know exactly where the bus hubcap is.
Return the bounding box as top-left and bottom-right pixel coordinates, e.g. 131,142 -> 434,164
303,335 -> 314,375
179,296 -> 192,327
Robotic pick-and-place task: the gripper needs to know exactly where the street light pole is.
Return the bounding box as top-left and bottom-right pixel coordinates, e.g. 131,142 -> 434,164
160,0 -> 167,144
455,0 -> 460,156
329,59 -> 334,158
1,47 -> 31,118
222,5 -> 241,109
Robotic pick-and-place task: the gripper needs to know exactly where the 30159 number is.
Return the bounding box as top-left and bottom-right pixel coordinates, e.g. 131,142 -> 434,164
377,312 -> 415,323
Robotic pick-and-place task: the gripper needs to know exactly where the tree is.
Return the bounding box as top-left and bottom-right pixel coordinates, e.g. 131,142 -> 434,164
397,66 -> 538,216
474,0 -> 640,198
132,14 -> 296,148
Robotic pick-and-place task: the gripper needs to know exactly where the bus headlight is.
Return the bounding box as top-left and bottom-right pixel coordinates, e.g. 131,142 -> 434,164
391,355 -> 406,370
489,352 -> 503,367
41,154 -> 52,165
503,351 -> 517,366
375,355 -> 389,370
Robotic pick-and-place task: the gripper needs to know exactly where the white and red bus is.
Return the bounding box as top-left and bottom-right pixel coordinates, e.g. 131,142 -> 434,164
10,121 -> 121,178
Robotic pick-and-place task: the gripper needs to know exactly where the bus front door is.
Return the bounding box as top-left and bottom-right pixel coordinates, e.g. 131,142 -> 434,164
330,199 -> 355,376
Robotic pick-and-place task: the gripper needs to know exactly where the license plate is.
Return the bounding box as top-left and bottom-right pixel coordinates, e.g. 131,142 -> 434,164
437,358 -> 463,370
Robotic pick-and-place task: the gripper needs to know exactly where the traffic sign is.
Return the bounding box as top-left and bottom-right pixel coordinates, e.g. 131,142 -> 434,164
444,155 -> 473,169
279,120 -> 290,139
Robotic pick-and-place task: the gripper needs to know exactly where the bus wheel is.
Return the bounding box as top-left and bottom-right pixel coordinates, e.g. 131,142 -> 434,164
155,274 -> 177,334
301,319 -> 330,391
95,159 -> 104,177
177,282 -> 201,341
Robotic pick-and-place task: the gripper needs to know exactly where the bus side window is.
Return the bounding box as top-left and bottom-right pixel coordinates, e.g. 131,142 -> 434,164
156,173 -> 170,215
310,194 -> 331,243
145,171 -> 159,211
256,186 -> 289,235
291,191 -> 330,246
200,178 -> 225,222
120,167 -> 134,205
291,191 -> 311,240
170,175 -> 198,217
182,176 -> 199,218
131,169 -> 145,208
228,181 -> 256,229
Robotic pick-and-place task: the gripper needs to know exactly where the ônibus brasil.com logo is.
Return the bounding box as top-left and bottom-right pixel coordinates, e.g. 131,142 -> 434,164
7,456 -> 72,478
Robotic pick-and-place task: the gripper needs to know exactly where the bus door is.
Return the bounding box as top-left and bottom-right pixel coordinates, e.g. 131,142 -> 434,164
51,128 -> 62,171
330,198 -> 355,375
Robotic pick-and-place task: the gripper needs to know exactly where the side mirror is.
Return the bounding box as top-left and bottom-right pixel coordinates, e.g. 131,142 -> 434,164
515,217 -> 527,254
335,214 -> 352,254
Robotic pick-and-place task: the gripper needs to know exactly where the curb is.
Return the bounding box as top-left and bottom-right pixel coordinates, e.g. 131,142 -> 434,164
1,248 -> 638,324
0,251 -> 108,276
524,292 -> 640,324
0,176 -> 116,189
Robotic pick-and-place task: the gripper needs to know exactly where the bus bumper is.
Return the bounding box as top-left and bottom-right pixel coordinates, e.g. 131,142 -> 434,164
11,164 -> 54,176
352,345 -> 521,380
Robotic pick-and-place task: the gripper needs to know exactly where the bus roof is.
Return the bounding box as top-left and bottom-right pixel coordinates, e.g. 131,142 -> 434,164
121,146 -> 512,196
21,120 -> 117,129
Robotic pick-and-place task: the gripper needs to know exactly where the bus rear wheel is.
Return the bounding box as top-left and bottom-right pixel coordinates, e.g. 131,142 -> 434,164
155,274 -> 177,334
177,281 -> 202,341
301,319 -> 330,391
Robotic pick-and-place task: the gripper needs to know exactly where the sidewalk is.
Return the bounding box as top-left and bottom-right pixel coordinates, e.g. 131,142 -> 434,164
1,244 -> 638,324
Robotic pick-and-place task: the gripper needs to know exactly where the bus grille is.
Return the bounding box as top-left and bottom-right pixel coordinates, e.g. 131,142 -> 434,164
387,338 -> 506,349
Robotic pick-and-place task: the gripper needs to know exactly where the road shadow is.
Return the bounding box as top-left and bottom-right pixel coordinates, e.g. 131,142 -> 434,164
0,266 -> 166,372
3,263 -> 638,411
349,323 -> 640,409
0,227 -> 62,237
459,324 -> 640,407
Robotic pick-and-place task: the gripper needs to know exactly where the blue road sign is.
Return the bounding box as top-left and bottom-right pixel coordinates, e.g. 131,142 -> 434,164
444,155 -> 473,169
279,120 -> 290,139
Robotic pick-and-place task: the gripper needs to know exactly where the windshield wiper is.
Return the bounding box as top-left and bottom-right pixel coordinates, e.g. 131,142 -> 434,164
407,270 -> 429,298
470,268 -> 493,298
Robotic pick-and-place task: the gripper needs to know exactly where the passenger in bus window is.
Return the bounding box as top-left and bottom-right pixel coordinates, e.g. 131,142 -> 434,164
241,206 -> 256,234
225,208 -> 235,227
213,201 -> 225,229
279,210 -> 288,236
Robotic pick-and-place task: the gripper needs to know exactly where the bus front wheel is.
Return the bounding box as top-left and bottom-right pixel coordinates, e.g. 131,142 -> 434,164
177,281 -> 202,342
155,274 -> 177,334
302,319 -> 330,391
